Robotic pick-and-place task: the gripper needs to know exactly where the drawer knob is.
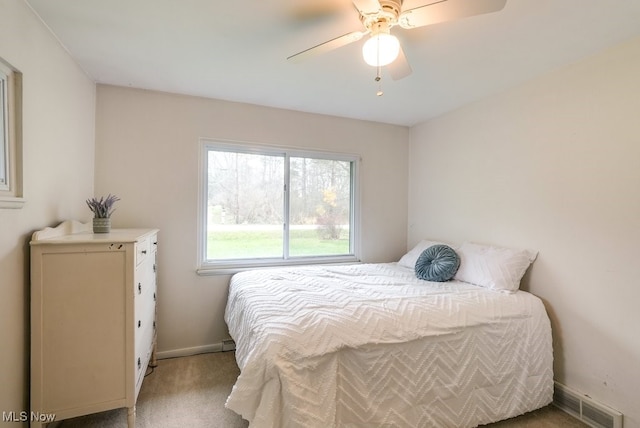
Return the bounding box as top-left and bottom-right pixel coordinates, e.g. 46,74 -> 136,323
138,283 -> 142,294
153,292 -> 156,301
153,264 -> 156,273
138,320 -> 141,328
141,250 -> 147,254
137,357 -> 141,369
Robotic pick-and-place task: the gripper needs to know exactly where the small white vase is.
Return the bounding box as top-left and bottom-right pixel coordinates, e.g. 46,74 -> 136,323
93,217 -> 111,233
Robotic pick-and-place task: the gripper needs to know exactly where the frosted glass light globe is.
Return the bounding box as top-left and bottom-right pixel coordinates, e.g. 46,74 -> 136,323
362,33 -> 400,67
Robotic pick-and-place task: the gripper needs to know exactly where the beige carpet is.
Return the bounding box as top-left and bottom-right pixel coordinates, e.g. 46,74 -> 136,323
58,352 -> 586,427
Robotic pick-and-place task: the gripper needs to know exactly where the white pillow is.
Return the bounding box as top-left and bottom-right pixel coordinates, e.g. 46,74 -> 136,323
453,242 -> 538,292
398,239 -> 449,269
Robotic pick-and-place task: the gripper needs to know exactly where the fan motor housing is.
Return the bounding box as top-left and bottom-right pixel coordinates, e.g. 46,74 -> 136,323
380,0 -> 402,17
360,0 -> 403,30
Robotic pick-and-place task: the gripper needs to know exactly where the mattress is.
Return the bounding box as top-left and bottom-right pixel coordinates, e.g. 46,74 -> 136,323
224,263 -> 553,427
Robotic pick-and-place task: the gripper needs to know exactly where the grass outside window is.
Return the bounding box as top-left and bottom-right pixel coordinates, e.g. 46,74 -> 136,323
207,227 -> 350,259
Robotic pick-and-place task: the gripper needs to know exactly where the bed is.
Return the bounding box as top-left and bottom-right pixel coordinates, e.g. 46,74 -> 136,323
224,242 -> 553,427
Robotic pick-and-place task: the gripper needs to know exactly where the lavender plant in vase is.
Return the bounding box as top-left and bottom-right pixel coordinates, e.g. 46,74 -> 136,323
86,194 -> 120,233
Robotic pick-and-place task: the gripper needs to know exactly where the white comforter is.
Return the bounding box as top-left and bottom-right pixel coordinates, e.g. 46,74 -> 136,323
225,263 -> 553,427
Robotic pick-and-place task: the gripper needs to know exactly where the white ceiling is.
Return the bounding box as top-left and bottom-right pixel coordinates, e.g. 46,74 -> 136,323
25,0 -> 640,126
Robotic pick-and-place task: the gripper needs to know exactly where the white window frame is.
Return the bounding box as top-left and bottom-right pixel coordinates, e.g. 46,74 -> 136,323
197,139 -> 361,275
0,58 -> 24,209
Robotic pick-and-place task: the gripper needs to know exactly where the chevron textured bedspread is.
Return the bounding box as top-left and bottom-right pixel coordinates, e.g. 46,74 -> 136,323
225,263 -> 553,427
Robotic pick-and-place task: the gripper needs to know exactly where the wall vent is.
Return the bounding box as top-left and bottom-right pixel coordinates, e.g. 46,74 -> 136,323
222,339 -> 236,352
553,382 -> 623,428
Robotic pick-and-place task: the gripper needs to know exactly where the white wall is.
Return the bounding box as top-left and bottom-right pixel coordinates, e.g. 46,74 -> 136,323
0,0 -> 95,425
95,85 -> 409,356
408,35 -> 640,427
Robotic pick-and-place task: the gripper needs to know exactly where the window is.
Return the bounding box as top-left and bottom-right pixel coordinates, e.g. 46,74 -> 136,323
0,57 -> 23,209
0,68 -> 6,189
198,140 -> 360,272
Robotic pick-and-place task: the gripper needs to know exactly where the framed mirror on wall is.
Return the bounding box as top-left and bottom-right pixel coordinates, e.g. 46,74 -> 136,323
0,57 -> 23,209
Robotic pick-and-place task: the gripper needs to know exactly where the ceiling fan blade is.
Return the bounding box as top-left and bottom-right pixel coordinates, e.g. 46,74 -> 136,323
352,0 -> 382,15
287,31 -> 366,63
388,46 -> 412,80
398,0 -> 507,29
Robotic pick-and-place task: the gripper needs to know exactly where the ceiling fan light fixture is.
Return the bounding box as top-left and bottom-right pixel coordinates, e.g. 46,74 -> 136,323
362,32 -> 400,67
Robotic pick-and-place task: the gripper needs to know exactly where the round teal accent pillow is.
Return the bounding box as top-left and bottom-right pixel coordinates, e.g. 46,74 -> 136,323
415,244 -> 460,282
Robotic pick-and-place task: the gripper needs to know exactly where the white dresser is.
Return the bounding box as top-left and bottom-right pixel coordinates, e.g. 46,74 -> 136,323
30,220 -> 158,427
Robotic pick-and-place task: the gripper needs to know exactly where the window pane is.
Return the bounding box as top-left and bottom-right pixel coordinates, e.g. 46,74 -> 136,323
206,150 -> 284,260
289,157 -> 351,257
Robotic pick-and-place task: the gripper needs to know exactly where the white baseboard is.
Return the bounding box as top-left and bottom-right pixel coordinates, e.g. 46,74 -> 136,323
155,342 -> 224,360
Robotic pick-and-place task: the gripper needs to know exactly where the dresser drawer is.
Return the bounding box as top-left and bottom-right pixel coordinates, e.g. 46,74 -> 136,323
136,237 -> 149,266
134,275 -> 153,313
149,233 -> 158,255
134,313 -> 155,393
134,346 -> 151,398
134,271 -> 155,351
134,256 -> 155,297
134,303 -> 155,344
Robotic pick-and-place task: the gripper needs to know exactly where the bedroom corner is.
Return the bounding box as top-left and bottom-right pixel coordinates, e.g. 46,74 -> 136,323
407,34 -> 640,427
0,1 -> 95,426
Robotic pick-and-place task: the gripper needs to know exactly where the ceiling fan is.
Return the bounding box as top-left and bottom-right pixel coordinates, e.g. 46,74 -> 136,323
287,0 -> 508,82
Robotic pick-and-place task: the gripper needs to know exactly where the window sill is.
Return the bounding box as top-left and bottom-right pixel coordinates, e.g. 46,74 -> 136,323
0,196 -> 25,209
197,256 -> 360,276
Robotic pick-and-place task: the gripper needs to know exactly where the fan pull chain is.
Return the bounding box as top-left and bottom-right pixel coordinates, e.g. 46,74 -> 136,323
375,65 -> 383,96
